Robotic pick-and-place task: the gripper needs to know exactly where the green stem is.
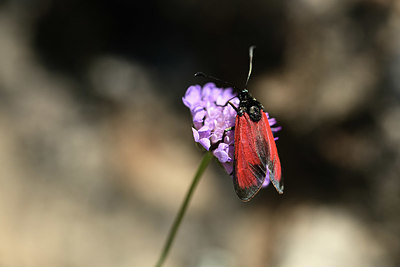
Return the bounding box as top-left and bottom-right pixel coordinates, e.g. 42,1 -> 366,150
155,152 -> 213,267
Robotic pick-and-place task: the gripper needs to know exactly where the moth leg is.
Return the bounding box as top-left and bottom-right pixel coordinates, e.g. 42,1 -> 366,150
219,126 -> 235,144
214,99 -> 238,112
209,126 -> 235,151
227,101 -> 238,112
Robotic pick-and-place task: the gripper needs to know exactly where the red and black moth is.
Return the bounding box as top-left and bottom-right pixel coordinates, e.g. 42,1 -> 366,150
234,86 -> 283,201
231,46 -> 283,201
196,46 -> 283,201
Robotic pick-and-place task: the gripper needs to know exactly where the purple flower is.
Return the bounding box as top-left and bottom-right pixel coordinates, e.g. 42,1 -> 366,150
183,83 -> 281,188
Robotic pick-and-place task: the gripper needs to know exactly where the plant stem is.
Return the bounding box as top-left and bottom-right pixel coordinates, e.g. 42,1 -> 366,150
155,152 -> 213,267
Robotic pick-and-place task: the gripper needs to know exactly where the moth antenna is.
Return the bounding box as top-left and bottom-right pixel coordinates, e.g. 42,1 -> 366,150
194,72 -> 236,89
245,45 -> 256,88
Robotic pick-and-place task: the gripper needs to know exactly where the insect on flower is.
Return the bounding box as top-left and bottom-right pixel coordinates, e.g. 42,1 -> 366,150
185,46 -> 283,201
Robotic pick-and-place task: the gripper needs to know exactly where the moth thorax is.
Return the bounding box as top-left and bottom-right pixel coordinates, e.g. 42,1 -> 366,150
239,89 -> 249,100
249,105 -> 262,121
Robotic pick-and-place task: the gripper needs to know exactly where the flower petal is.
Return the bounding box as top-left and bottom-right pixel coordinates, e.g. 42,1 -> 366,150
199,138 -> 211,151
268,117 -> 277,126
192,127 -> 200,142
213,143 -> 231,163
183,85 -> 202,109
216,88 -> 236,106
262,177 -> 270,187
198,126 -> 211,139
193,109 -> 207,123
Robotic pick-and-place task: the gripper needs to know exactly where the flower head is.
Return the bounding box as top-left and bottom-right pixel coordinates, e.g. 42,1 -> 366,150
183,83 -> 281,188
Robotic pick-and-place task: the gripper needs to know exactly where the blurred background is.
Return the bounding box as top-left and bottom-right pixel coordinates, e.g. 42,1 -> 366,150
0,0 -> 399,266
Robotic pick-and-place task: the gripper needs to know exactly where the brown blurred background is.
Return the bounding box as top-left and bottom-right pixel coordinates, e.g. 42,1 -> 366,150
0,0 -> 399,266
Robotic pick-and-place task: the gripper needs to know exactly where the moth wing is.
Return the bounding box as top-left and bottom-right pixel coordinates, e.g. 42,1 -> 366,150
233,112 -> 283,202
261,112 -> 283,194
234,113 -> 268,201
